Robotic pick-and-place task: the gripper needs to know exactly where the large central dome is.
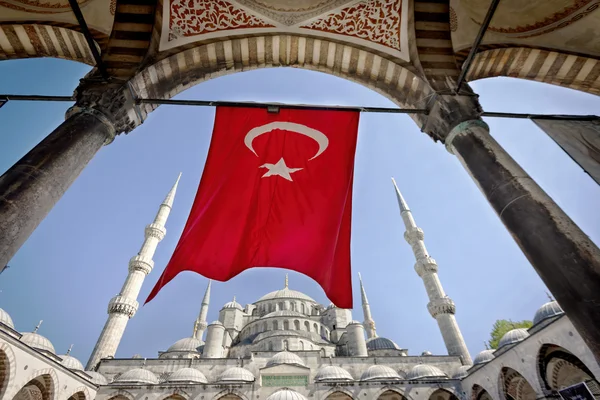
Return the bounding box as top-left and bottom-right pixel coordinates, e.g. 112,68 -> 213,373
257,287 -> 315,303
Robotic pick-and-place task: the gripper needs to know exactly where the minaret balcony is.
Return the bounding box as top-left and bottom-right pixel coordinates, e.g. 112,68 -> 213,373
128,255 -> 154,274
108,295 -> 139,318
427,297 -> 456,318
404,227 -> 424,244
414,257 -> 438,277
145,223 -> 166,240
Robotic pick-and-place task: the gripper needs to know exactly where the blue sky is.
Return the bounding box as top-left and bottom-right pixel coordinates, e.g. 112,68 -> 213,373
1,58 -> 599,366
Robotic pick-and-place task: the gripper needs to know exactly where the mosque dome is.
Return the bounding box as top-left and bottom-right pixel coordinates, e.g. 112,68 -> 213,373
60,354 -> 84,371
366,337 -> 400,351
266,389 -> 307,400
315,366 -> 354,382
473,349 -> 495,365
132,354 -> 143,359
267,351 -> 305,367
219,367 -> 255,382
167,368 -> 208,384
421,351 -> 432,356
210,320 -> 224,326
222,299 -> 243,310
167,337 -> 204,352
407,364 -> 448,380
498,328 -> 530,348
533,301 -> 564,325
452,366 -> 470,379
348,320 -> 362,325
86,371 -> 108,385
360,365 -> 402,381
258,288 -> 315,303
114,368 -> 159,384
21,332 -> 55,354
0,308 -> 14,329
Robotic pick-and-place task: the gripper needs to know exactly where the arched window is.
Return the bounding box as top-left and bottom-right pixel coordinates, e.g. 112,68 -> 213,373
278,302 -> 284,311
301,303 -> 305,314
268,342 -> 273,351
262,322 -> 267,332
283,320 -> 289,330
272,321 -> 278,330
320,348 -> 326,357
320,326 -> 325,338
269,303 -> 274,312
283,340 -> 289,351
291,302 -> 296,311
313,323 -> 319,332
300,341 -> 305,350
304,321 -> 310,331
294,320 -> 300,330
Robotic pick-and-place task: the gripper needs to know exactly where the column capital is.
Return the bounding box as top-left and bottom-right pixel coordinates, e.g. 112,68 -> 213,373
445,119 -> 490,154
420,91 -> 483,142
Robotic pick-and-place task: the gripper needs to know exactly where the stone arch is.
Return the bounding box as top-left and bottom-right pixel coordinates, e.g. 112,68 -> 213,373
301,304 -> 306,314
373,388 -> 410,400
537,343 -> 599,394
11,368 -> 59,400
0,342 -> 16,399
499,367 -> 538,400
283,320 -> 290,330
0,24 -> 98,65
304,321 -> 310,331
472,385 -> 494,400
428,389 -> 459,400
212,388 -> 249,400
66,387 -> 91,400
294,320 -> 300,330
130,35 -> 431,127
466,47 -> 600,96
106,390 -> 136,400
324,389 -> 354,400
272,320 -> 278,330
160,393 -> 191,400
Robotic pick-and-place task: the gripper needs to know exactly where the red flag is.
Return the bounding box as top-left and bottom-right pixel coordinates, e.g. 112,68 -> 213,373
146,106 -> 359,308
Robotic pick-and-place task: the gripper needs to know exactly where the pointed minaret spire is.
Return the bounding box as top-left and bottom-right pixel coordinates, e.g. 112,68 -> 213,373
33,320 -> 43,333
193,280 -> 211,340
391,178 -> 472,365
86,174 -> 181,370
66,344 -> 73,355
358,273 -> 377,339
285,273 -> 289,288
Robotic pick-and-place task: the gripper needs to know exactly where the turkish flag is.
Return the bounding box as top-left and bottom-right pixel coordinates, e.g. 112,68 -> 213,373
146,106 -> 359,308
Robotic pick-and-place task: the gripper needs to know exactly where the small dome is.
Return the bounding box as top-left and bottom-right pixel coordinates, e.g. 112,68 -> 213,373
315,366 -> 354,382
222,299 -> 243,310
360,365 -> 401,381
132,354 -> 143,359
21,332 -> 55,354
219,367 -> 254,382
0,308 -> 14,329
498,328 -> 530,348
60,354 -> 84,371
473,349 -> 495,365
267,351 -> 305,367
533,301 -> 564,325
167,368 -> 208,383
347,320 -> 362,325
407,364 -> 448,380
210,320 -> 224,326
367,337 -> 400,351
85,371 -> 108,385
267,389 -> 308,400
167,337 -> 204,352
114,368 -> 159,384
452,365 -> 470,379
421,351 -> 432,356
258,288 -> 315,303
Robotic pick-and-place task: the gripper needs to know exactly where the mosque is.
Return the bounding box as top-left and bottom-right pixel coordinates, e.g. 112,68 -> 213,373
1,177 -> 599,400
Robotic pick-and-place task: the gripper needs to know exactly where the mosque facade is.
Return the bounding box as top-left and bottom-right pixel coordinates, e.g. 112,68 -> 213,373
1,179 -> 599,400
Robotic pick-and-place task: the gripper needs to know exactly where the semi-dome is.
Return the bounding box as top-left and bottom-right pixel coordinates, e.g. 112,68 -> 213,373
315,366 -> 354,382
219,367 -> 255,382
60,354 -> 84,371
498,328 -> 530,348
267,351 -> 305,367
267,389 -> 307,400
473,349 -> 495,365
407,364 -> 448,380
452,365 -> 470,379
367,337 -> 400,351
258,288 -> 315,303
167,368 -> 208,383
533,301 -> 564,325
21,332 -> 55,354
167,337 -> 204,352
0,308 -> 14,329
85,371 -> 108,385
114,368 -> 159,384
360,365 -> 402,381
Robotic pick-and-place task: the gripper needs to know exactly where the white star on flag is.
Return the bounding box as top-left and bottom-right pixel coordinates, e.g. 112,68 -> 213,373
260,158 -> 303,181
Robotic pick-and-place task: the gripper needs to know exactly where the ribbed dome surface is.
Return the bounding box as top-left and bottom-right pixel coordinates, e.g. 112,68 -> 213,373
267,389 -> 308,400
267,351 -> 305,367
499,328 -> 530,348
0,308 -> 14,329
533,301 -> 564,325
114,368 -> 159,384
452,365 -> 470,379
222,300 -> 243,310
360,365 -> 401,381
315,366 -> 354,382
407,364 -> 448,380
86,371 -> 108,385
21,332 -> 55,354
473,349 -> 495,365
219,367 -> 254,382
367,337 -> 400,350
258,288 -> 315,302
167,337 -> 204,352
264,310 -> 306,318
167,368 -> 208,383
60,354 -> 84,370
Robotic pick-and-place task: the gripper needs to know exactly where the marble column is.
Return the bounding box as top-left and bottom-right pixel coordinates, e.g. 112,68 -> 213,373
445,119 -> 600,362
0,107 -> 115,268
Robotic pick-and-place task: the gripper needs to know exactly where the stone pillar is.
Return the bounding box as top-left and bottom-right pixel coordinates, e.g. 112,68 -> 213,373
0,108 -> 114,268
445,119 -> 600,362
346,321 -> 368,357
203,321 -> 225,358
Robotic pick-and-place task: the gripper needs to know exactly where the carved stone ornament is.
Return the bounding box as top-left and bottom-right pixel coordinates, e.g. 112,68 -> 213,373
108,295 -> 139,318
427,297 -> 456,318
414,257 -> 438,277
404,227 -> 425,244
129,255 -> 155,275
145,223 -> 167,241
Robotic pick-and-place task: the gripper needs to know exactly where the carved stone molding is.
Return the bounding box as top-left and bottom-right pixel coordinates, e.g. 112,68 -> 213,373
145,223 -> 166,241
414,257 -> 438,277
128,255 -> 154,275
404,227 -> 424,245
108,295 -> 139,317
427,297 -> 456,318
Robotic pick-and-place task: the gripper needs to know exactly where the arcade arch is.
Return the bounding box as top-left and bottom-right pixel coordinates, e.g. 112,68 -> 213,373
325,391 -> 353,400
472,385 -> 494,400
428,389 -> 459,400
0,345 -> 14,399
67,391 -> 88,400
537,344 -> 599,394
376,389 -> 408,400
499,367 -> 537,400
12,373 -> 56,400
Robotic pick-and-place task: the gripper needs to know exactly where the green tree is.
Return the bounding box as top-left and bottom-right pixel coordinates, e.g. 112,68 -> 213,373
488,319 -> 533,349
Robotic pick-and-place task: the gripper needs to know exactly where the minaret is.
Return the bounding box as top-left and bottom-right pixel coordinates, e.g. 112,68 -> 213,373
193,280 -> 211,341
358,273 -> 377,339
86,174 -> 181,370
391,178 -> 472,365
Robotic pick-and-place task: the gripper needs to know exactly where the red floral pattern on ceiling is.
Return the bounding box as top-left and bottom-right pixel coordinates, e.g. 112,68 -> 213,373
169,0 -> 274,38
300,0 -> 402,51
